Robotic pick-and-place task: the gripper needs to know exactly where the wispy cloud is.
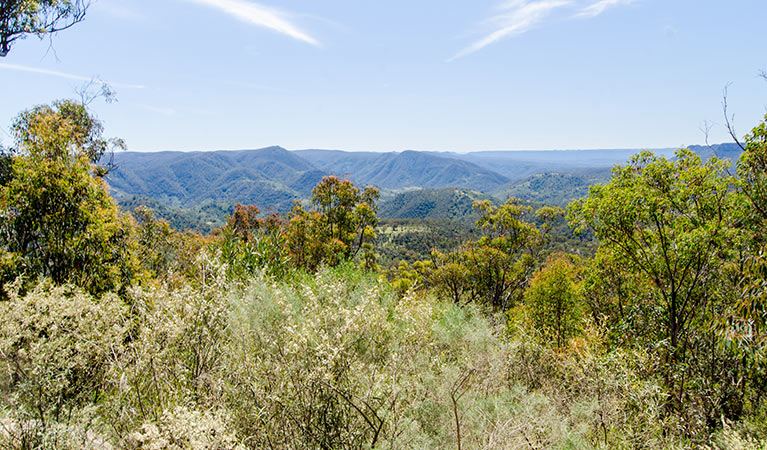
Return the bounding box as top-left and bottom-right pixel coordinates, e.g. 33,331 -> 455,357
0,63 -> 145,89
450,0 -> 572,61
450,0 -> 634,60
186,0 -> 320,46
576,0 -> 634,18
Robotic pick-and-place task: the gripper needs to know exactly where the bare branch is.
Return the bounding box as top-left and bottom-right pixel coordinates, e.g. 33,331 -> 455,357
450,369 -> 475,450
76,78 -> 117,107
722,83 -> 746,151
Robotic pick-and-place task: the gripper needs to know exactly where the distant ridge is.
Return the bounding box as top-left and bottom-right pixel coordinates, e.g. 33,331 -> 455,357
295,149 -> 509,192
107,146 -> 320,210
105,143 -> 742,216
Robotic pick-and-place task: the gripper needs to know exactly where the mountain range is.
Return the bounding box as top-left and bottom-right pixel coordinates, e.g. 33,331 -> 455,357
105,143 -> 743,228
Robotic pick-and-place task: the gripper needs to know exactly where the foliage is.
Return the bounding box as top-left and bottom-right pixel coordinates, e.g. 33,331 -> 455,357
119,195 -> 215,234
495,169 -> 612,207
0,0 -> 89,57
569,148 -> 747,434
3,265 -> 761,449
0,100 -> 138,297
378,187 -> 492,221
2,100 -> 767,449
132,206 -> 209,283
10,99 -> 123,169
282,176 -> 379,272
0,283 -> 126,448
215,204 -> 293,281
522,252 -> 583,348
311,175 -> 379,260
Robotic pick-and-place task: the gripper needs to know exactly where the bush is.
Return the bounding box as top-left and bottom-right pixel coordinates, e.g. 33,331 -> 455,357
0,283 -> 126,447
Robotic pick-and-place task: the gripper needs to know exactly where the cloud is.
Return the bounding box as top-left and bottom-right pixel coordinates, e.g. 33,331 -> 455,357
186,0 -> 320,46
576,0 -> 634,18
449,0 -> 572,61
0,63 -> 145,89
450,0 -> 634,60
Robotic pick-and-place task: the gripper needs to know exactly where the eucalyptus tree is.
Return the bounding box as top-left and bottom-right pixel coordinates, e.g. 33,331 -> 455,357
0,100 -> 137,296
569,149 -> 742,428
0,0 -> 89,57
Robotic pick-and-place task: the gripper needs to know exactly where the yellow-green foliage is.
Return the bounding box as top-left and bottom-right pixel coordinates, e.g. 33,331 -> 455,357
522,252 -> 583,348
0,100 -> 138,297
5,262 -> 762,449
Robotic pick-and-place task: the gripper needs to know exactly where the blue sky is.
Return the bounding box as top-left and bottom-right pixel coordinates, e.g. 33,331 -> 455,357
0,0 -> 765,152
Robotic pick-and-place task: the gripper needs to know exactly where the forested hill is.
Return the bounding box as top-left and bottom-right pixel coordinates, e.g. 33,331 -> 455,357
295,149 -> 509,191
106,146 -> 325,210
378,188 -> 494,220
105,144 -> 742,213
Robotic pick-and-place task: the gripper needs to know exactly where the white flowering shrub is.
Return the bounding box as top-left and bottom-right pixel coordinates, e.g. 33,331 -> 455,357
120,406 -> 244,450
0,283 -> 126,449
2,260 -> 765,449
104,252 -> 231,436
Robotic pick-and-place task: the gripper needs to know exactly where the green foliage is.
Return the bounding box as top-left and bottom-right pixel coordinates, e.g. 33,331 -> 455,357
119,195 -> 215,234
391,199 -> 562,312
568,149 -> 735,349
736,115 -> 767,351
311,175 -> 379,260
3,102 -> 767,449
569,148 -> 747,434
0,100 -> 138,297
0,0 -> 89,57
215,205 -> 293,281
281,176 -> 380,272
377,218 -> 481,266
10,99 -> 123,167
495,169 -> 612,207
523,252 -> 583,348
378,187 -> 493,221
106,146 -> 320,213
459,198 -> 545,311
132,206 -> 209,283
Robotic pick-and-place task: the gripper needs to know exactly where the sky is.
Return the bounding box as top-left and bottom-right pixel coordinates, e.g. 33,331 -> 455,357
0,0 -> 765,153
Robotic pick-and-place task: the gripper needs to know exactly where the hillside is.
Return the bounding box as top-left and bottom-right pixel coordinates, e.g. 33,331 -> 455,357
494,169 -> 612,207
105,144 -> 740,217
686,143 -> 743,167
378,188 -> 494,220
441,148 -> 676,180
106,146 -> 324,211
296,149 -> 510,191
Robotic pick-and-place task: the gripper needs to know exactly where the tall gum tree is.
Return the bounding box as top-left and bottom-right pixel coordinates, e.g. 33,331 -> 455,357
0,100 -> 137,296
568,149 -> 738,421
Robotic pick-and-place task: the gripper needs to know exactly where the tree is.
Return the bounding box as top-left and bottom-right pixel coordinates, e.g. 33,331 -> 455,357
725,114 -> 767,404
0,100 -> 137,296
524,252 -> 582,348
11,98 -> 123,166
430,249 -> 469,304
464,199 -> 550,311
310,176 -> 379,264
0,0 -> 90,57
568,149 -> 739,427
